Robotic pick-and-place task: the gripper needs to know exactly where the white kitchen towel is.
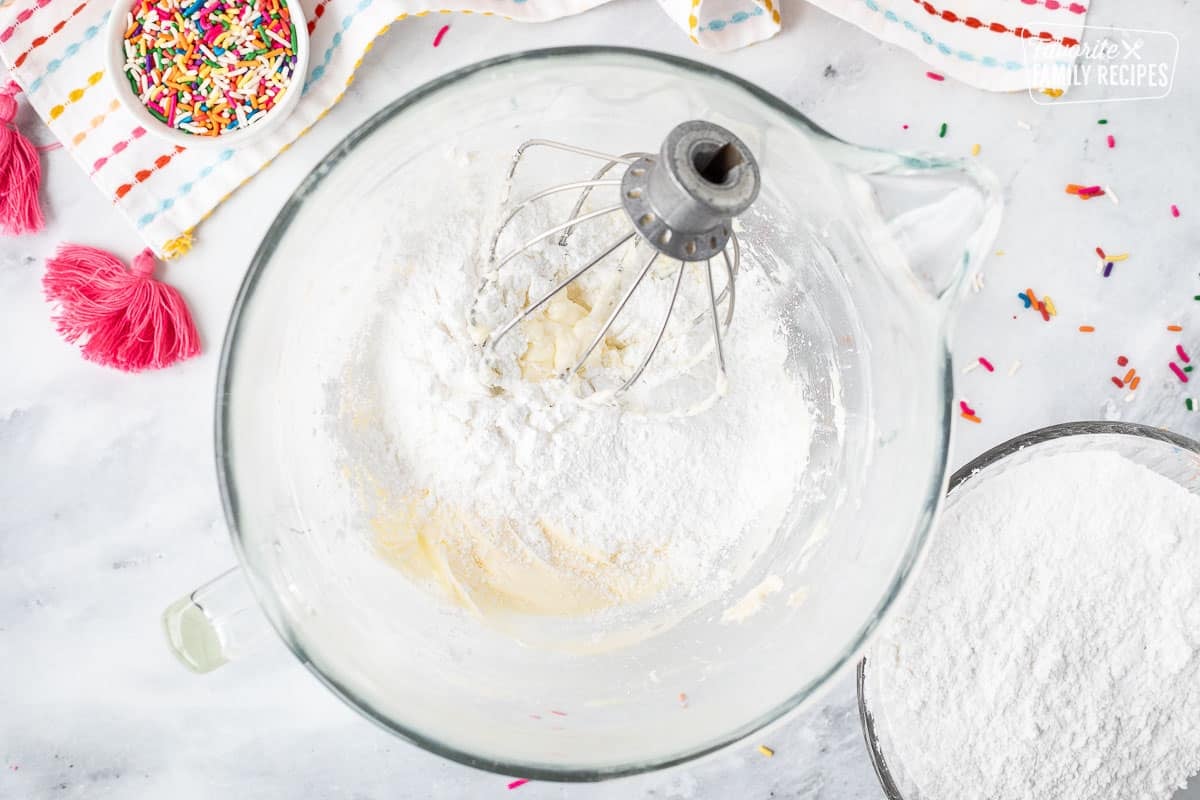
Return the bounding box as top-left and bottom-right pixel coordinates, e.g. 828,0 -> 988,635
0,0 -> 1082,255
808,0 -> 1087,91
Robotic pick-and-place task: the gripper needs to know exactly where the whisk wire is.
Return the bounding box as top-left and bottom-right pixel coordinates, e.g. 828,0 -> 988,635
494,205 -> 624,271
558,152 -> 649,246
720,239 -> 737,327
569,249 -> 660,378
486,231 -> 637,349
693,233 -> 738,329
705,258 -> 728,380
618,259 -> 688,393
488,180 -> 623,262
506,139 -> 636,182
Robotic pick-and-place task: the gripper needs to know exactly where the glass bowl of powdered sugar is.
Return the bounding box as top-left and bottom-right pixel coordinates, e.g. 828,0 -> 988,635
857,420 -> 1200,800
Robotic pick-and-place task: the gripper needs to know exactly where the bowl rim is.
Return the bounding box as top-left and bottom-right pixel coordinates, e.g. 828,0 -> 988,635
102,0 -> 309,150
855,420 -> 1200,800
215,45 -> 959,782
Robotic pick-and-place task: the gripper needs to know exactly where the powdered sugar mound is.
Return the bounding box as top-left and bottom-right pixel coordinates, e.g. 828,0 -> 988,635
332,147 -> 813,628
872,449 -> 1200,799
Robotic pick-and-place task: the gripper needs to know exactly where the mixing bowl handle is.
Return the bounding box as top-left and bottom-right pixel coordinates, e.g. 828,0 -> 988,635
837,146 -> 1003,307
162,566 -> 269,673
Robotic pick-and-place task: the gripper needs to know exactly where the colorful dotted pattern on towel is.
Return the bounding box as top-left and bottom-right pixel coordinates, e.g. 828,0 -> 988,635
0,0 -> 1085,256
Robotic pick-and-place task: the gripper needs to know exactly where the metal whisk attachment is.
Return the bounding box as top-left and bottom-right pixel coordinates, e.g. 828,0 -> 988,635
481,120 -> 761,395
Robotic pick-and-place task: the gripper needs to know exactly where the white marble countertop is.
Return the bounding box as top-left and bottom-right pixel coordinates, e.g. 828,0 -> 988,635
3,1 -> 1199,797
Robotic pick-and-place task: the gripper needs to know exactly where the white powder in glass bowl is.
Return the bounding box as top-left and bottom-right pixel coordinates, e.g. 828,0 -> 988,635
328,147 -> 814,641
871,449 -> 1200,800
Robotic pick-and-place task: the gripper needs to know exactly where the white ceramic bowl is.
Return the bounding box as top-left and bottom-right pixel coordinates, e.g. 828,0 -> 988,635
104,0 -> 308,150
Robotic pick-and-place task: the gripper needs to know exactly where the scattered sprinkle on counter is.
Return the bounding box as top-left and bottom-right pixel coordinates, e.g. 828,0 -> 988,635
1017,287 -> 1055,321
926,71 -> 945,81
1066,184 -> 1105,200
971,143 -> 981,156
120,0 -> 299,136
506,778 -> 529,790
938,122 -> 948,138
758,745 -> 775,757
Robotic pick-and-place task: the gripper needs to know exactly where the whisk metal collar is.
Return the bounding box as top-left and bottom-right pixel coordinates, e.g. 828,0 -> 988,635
621,120 -> 759,263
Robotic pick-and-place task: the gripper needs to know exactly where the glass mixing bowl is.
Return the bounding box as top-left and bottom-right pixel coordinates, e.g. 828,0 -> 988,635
857,421 -> 1200,799
165,47 -> 1000,779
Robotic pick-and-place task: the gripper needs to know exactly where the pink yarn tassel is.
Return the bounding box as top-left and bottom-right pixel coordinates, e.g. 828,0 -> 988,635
0,81 -> 43,234
44,244 -> 200,371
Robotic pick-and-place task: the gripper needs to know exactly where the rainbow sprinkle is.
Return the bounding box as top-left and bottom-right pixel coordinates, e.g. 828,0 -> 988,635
120,0 -> 299,137
1110,354 -> 1142,393
1017,287 -> 1055,321
1066,184 -> 1105,200
1170,362 -> 1189,383
758,745 -> 775,757
506,778 -> 529,790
